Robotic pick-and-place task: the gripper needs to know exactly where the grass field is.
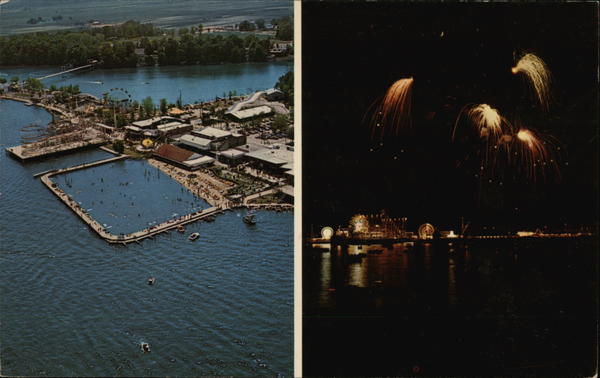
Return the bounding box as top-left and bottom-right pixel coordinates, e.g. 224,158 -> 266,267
0,0 -> 291,36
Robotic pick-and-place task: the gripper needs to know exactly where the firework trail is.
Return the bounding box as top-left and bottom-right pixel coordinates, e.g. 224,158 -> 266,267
370,78 -> 414,138
511,53 -> 552,112
452,103 -> 511,143
508,125 -> 560,182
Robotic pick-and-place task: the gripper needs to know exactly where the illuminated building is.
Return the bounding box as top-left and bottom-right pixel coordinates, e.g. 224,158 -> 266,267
348,211 -> 411,239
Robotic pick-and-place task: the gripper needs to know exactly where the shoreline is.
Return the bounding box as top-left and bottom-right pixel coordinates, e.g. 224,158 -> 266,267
0,94 -> 71,117
147,158 -> 234,208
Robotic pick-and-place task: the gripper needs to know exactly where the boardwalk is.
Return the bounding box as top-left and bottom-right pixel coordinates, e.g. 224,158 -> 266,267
39,155 -> 223,245
6,129 -> 108,161
37,64 -> 95,80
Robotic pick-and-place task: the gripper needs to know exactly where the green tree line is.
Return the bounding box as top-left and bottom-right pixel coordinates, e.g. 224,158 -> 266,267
0,18 -> 292,68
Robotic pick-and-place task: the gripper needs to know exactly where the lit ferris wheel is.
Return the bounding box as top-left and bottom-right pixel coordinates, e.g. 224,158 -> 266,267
418,223 -> 435,239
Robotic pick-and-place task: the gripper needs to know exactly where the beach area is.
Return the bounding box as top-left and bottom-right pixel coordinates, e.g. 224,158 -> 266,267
147,158 -> 234,209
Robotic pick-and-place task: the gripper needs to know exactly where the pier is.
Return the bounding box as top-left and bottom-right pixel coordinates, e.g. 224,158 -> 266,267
309,233 -> 594,247
6,129 -> 108,161
6,138 -> 107,161
39,155 -> 224,244
37,63 -> 96,81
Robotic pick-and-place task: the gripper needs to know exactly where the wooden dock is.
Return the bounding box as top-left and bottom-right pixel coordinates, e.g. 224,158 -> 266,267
39,155 -> 223,245
245,203 -> 293,211
6,138 -> 107,161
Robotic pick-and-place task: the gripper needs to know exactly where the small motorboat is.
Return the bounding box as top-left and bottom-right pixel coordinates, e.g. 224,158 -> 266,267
177,225 -> 185,233
188,232 -> 200,241
204,216 -> 215,222
147,277 -> 156,285
243,211 -> 256,225
141,342 -> 151,353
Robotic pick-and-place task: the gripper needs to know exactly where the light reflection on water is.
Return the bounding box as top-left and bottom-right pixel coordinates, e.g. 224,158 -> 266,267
305,237 -> 597,376
310,240 -> 499,308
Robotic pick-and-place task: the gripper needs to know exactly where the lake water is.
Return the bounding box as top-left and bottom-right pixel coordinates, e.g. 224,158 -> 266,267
303,238 -> 597,377
0,62 -> 292,104
53,159 -> 211,235
0,98 -> 293,375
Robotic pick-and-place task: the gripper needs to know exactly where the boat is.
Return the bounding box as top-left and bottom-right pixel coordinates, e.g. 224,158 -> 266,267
204,215 -> 215,222
177,225 -> 185,233
141,342 -> 151,353
243,211 -> 256,225
188,232 -> 200,241
147,277 -> 156,285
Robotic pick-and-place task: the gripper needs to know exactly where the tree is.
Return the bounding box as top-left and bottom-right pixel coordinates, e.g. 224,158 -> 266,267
112,140 -> 125,154
275,71 -> 293,104
248,42 -> 267,62
142,96 -> 155,118
275,17 -> 293,40
178,27 -> 189,36
0,77 -> 6,84
255,19 -> 265,30
10,76 -> 19,83
286,126 -> 294,140
115,113 -> 127,128
160,98 -> 168,115
239,20 -> 255,32
144,55 -> 155,66
140,37 -> 153,54
24,77 -> 44,92
272,114 -> 289,133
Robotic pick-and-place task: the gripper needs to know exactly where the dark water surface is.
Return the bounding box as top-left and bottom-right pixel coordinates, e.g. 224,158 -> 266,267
1,99 -> 293,376
303,239 -> 597,377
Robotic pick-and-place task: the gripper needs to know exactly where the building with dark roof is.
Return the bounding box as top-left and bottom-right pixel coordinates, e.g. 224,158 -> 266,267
152,144 -> 214,170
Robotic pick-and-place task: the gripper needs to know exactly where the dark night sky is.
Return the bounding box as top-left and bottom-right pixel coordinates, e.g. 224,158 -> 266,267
302,2 -> 599,232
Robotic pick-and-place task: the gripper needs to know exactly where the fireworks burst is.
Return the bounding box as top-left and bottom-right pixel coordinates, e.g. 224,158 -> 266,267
452,103 -> 511,142
510,126 -> 560,181
370,77 -> 414,138
511,53 -> 552,112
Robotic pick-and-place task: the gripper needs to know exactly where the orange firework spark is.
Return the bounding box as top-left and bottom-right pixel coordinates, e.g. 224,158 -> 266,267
452,103 -> 511,142
370,77 -> 414,138
511,53 -> 552,112
510,126 -> 559,181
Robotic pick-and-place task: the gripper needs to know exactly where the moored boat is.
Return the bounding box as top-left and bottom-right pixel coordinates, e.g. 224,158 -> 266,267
188,232 -> 200,241
243,210 -> 257,225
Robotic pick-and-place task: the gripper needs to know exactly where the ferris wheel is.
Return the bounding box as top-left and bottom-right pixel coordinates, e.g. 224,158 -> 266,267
105,87 -> 132,108
418,223 -> 435,239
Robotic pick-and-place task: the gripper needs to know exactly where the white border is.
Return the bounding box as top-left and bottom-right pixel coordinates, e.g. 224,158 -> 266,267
293,1 -> 302,376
